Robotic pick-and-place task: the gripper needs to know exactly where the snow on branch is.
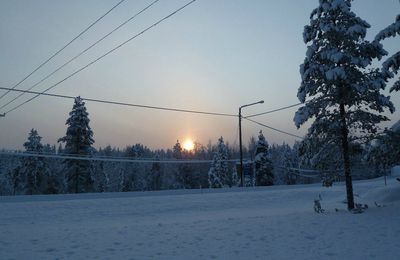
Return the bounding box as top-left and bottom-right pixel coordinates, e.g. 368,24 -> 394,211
391,80 -> 400,92
375,16 -> 400,42
325,67 -> 347,80
381,51 -> 400,92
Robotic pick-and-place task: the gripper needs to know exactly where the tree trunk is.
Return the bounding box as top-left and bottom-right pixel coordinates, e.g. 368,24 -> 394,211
339,102 -> 355,210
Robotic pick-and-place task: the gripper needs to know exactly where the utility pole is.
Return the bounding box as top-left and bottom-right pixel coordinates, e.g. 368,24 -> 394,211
239,107 -> 243,187
239,100 -> 264,187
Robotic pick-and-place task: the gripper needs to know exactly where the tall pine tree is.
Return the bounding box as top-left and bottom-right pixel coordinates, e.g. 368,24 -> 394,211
208,137 -> 230,188
21,129 -> 49,195
58,97 -> 94,193
172,140 -> 194,189
173,140 -> 182,159
295,0 -> 394,210
254,131 -> 274,186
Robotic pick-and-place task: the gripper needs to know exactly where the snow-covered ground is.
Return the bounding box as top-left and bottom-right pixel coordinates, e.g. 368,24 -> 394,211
1,177 -> 399,260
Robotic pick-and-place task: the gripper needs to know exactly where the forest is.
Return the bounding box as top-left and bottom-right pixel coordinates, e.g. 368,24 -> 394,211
0,97 -> 397,196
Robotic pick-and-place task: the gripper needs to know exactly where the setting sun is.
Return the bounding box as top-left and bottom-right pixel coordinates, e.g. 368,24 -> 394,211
182,139 -> 195,151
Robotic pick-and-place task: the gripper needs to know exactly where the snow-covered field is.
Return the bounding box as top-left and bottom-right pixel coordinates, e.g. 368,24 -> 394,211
1,177 -> 399,260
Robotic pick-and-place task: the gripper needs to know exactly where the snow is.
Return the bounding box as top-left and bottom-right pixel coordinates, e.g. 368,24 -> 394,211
391,120 -> 400,133
382,52 -> 400,75
369,78 -> 385,90
375,19 -> 400,41
1,177 -> 399,259
325,67 -> 347,80
392,80 -> 400,92
355,57 -> 372,68
306,44 -> 318,60
320,0 -> 350,14
319,49 -> 344,63
331,0 -> 350,13
392,165 -> 400,177
294,105 -> 314,127
347,24 -> 366,37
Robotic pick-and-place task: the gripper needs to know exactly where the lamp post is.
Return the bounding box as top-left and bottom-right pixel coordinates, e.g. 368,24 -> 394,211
239,100 -> 264,187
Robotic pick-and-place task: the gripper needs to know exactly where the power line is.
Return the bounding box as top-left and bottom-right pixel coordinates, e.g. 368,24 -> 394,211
245,103 -> 302,118
2,0 -> 198,115
4,149 -> 230,162
7,150 -> 163,161
0,0 -> 160,110
0,150 -> 241,164
0,87 -> 236,117
244,117 -> 303,139
0,0 -> 125,101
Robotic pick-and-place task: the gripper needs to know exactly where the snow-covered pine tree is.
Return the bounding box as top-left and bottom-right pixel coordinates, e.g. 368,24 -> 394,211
375,13 -> 400,92
8,166 -> 22,195
280,144 -> 298,185
247,136 -> 257,160
118,167 -> 131,192
93,161 -> 109,192
58,97 -> 95,193
171,140 -> 182,189
128,144 -> 149,191
172,140 -> 193,189
0,154 -> 12,195
21,129 -> 49,195
117,147 -> 137,192
295,0 -> 394,210
41,143 -> 61,194
57,143 -> 63,154
254,131 -> 274,186
365,120 -> 400,170
173,140 -> 182,159
151,154 -> 162,190
208,137 -> 230,188
299,135 -> 342,172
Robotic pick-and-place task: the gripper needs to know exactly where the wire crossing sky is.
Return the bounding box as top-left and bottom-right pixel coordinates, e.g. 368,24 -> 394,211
2,0 -> 197,115
0,0 -> 160,111
0,0 -> 126,101
0,151 -> 241,164
0,0 -> 399,150
1,86 -> 309,139
0,86 -> 236,117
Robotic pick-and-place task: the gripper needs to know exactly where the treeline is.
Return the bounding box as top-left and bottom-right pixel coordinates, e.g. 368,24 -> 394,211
0,97 -> 273,195
0,127 -> 280,195
1,97 -> 399,196
1,130 -> 397,196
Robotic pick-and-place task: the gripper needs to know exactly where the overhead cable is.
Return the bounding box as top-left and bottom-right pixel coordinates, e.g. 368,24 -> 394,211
244,117 -> 303,139
0,150 -> 241,164
0,0 -> 160,110
0,0 -> 125,101
3,0 -> 197,115
245,103 -> 302,118
0,87 -> 236,117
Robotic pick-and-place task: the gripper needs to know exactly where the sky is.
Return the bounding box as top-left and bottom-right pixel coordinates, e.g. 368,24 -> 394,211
0,0 -> 399,151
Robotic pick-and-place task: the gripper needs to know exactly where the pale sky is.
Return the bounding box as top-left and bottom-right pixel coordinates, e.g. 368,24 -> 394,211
0,0 -> 399,150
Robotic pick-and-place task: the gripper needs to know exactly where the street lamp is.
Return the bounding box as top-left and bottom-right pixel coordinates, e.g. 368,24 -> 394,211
239,100 -> 264,187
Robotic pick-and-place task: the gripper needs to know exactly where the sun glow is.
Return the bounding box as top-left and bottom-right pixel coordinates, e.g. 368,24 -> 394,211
183,139 -> 195,151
